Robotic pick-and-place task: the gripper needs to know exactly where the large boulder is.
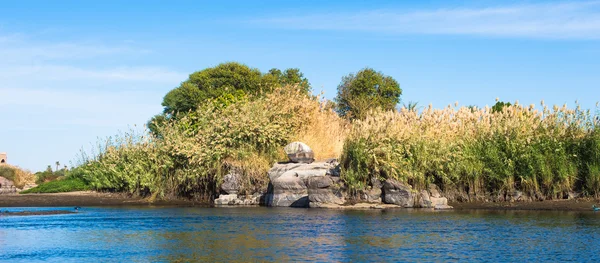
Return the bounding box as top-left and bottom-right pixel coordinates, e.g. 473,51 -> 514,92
284,142 -> 315,164
265,161 -> 342,207
382,179 -> 414,207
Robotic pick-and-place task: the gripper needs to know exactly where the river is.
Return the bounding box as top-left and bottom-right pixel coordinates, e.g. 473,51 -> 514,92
1,207 -> 599,262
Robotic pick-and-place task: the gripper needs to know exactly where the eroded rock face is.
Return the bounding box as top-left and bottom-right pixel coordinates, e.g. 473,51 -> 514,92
284,142 -> 315,164
0,176 -> 17,194
265,161 -> 343,207
220,168 -> 242,195
308,176 -> 344,206
382,179 -> 414,207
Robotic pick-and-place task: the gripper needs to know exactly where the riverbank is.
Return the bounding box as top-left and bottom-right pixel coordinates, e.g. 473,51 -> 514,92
450,198 -> 600,211
2,191 -> 599,211
0,191 -> 201,207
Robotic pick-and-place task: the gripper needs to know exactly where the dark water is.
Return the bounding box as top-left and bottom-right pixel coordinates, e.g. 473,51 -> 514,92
1,207 -> 600,262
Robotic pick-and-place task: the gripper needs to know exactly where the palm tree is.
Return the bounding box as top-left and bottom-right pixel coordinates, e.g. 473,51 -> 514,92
55,161 -> 60,172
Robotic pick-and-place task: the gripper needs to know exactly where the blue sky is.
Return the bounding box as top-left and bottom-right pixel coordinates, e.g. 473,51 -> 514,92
1,0 -> 599,171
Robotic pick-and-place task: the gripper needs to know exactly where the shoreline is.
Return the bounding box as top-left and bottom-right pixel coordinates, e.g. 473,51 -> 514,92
2,192 -> 599,211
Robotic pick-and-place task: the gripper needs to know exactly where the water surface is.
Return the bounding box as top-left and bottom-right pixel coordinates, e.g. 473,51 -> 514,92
1,207 -> 599,262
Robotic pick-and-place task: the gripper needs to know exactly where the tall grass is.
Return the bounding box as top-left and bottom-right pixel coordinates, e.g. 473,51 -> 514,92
341,101 -> 600,200
74,87 -> 346,200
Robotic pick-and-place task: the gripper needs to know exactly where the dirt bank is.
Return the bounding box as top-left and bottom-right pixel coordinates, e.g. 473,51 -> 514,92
450,198 -> 600,211
0,210 -> 76,216
0,191 -> 203,207
3,192 -> 599,211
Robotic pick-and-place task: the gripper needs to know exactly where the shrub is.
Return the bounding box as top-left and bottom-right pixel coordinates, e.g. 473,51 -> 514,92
20,177 -> 90,194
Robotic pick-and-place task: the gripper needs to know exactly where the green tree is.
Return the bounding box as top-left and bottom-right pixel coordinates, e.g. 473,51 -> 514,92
161,62 -> 311,114
264,68 -> 311,94
492,101 -> 512,113
162,62 -> 265,114
335,68 -> 402,120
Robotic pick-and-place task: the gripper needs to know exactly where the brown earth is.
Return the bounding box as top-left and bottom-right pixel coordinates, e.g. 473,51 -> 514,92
0,191 -> 203,207
450,198 -> 600,211
0,210 -> 76,216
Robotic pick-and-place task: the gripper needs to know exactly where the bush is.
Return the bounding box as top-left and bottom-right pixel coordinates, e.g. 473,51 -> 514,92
20,177 -> 90,194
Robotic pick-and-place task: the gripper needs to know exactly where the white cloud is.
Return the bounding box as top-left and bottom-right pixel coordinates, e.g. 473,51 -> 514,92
0,64 -> 186,83
252,1 -> 600,39
0,32 -> 185,131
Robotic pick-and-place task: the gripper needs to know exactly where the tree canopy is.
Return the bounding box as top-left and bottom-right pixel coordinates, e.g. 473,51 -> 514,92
334,68 -> 402,120
161,62 -> 311,114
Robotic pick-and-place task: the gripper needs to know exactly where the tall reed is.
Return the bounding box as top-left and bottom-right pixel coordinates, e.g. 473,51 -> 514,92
341,101 -> 600,199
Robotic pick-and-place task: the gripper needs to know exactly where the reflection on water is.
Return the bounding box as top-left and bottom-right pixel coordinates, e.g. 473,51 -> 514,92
1,207 -> 600,262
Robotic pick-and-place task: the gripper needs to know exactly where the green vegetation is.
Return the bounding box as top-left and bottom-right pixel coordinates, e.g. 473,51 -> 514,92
20,177 -> 91,194
340,102 -> 600,199
335,67 -> 402,120
58,61 -> 600,202
34,165 -> 67,184
75,89 -> 345,200
161,62 -> 310,114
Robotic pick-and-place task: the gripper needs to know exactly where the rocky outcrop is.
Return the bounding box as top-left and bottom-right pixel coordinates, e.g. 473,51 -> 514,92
265,159 -> 343,207
308,175 -> 345,208
382,179 -> 453,209
357,177 -> 383,203
284,142 -> 315,164
0,176 -> 17,194
382,179 -> 414,207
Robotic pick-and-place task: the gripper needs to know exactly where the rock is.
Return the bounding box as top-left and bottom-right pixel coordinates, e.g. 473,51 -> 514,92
214,193 -> 261,206
430,197 -> 448,206
382,179 -> 414,207
308,176 -> 344,205
284,142 -> 315,163
359,188 -> 382,203
266,172 -> 309,207
507,190 -> 523,202
429,184 -> 441,198
417,190 -> 432,208
434,204 -> 454,210
266,161 -> 343,207
220,168 -> 242,194
214,194 -> 240,205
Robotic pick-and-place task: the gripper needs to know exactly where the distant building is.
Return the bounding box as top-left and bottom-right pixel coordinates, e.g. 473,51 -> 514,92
0,152 -> 6,165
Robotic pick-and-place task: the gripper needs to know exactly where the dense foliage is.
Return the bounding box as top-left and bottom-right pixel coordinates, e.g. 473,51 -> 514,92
340,102 -> 600,199
161,62 -> 310,114
335,68 -> 402,120
75,89 -> 345,200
